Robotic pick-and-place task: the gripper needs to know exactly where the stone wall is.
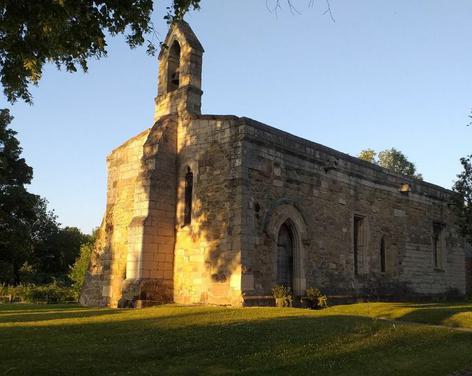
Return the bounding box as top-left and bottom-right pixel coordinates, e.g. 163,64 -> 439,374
239,118 -> 466,299
82,111 -> 467,307
120,116 -> 178,305
82,113 -> 246,307
173,114 -> 244,306
81,129 -> 150,307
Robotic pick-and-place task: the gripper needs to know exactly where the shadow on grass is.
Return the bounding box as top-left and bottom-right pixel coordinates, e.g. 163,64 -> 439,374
0,303 -> 83,312
0,307 -> 471,376
0,308 -> 124,324
397,303 -> 472,326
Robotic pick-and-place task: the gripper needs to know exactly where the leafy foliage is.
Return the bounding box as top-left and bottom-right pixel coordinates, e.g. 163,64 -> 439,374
68,244 -> 92,299
0,1 -> 156,103
452,155 -> 472,244
69,229 -> 97,299
0,110 -> 91,284
0,1 -> 319,103
165,0 -> 201,23
0,0 -> 208,104
272,284 -> 293,307
301,287 -> 328,309
0,109 -> 39,283
0,282 -> 75,303
30,219 -> 92,284
0,110 -> 32,184
358,147 -> 422,179
358,149 -> 376,164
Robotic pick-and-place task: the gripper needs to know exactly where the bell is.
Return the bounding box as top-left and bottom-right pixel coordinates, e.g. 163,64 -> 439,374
171,69 -> 180,86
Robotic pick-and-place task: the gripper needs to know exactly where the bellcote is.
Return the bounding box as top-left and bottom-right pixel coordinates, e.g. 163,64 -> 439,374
154,21 -> 204,121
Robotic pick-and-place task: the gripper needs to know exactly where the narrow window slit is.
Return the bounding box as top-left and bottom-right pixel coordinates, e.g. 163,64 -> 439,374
184,167 -> 193,225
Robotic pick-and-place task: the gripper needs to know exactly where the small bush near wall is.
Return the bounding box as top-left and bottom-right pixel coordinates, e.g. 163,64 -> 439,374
272,285 -> 293,307
301,288 -> 328,310
0,283 -> 76,304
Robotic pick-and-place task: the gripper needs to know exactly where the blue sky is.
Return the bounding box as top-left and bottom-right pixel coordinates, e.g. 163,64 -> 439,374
1,0 -> 471,233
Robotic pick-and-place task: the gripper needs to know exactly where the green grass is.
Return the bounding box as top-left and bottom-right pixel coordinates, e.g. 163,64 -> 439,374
0,303 -> 471,375
328,301 -> 472,329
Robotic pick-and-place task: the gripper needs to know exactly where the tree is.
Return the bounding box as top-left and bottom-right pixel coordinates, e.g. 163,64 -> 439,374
358,147 -> 422,179
55,227 -> 92,272
0,110 -> 32,184
0,1 -> 322,104
68,242 -> 93,299
378,148 -> 421,179
358,149 -> 376,164
0,109 -> 39,283
167,0 -> 201,21
24,202 -> 91,284
0,110 -> 90,284
452,155 -> 472,244
0,0 -> 202,104
68,228 -> 98,299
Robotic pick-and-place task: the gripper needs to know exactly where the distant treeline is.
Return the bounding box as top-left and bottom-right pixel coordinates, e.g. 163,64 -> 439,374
0,109 -> 94,293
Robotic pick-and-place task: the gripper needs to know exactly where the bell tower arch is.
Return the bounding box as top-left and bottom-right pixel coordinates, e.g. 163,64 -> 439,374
154,21 -> 204,120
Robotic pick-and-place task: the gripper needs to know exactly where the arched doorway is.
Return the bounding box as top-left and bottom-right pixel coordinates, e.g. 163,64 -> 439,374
265,202 -> 308,296
277,222 -> 294,289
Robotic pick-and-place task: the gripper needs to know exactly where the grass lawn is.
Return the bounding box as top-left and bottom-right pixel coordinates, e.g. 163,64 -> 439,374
329,301 -> 472,329
0,303 -> 471,376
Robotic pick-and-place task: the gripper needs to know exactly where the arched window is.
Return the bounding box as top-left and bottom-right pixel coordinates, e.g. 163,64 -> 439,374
433,222 -> 444,269
184,167 -> 193,225
353,215 -> 365,275
277,222 -> 294,289
380,237 -> 386,273
167,41 -> 181,93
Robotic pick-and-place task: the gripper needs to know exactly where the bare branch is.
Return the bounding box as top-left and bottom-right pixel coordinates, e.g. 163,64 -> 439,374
286,0 -> 302,15
266,0 -> 335,22
323,0 -> 336,22
266,0 -> 282,17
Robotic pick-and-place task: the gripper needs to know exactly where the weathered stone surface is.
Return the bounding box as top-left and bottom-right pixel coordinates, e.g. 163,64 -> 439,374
239,118 -> 465,299
81,21 -> 467,308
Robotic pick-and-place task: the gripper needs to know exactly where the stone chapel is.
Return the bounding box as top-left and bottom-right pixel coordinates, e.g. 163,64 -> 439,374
81,21 -> 467,308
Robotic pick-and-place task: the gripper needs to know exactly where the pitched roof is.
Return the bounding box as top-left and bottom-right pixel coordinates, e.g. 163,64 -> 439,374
159,21 -> 204,59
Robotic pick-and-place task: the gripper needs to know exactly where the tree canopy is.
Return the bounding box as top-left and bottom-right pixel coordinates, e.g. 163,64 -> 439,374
0,0 -> 203,104
0,0 -> 323,104
1,1 -> 153,103
452,155 -> 472,244
0,109 -> 90,284
358,148 -> 422,179
0,109 -> 37,282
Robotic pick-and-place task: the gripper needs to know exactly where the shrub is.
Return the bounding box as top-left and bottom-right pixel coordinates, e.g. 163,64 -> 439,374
301,287 -> 328,309
0,283 -> 15,303
14,284 -> 34,302
33,282 -> 75,303
272,285 -> 292,307
68,241 -> 94,300
0,283 -> 75,304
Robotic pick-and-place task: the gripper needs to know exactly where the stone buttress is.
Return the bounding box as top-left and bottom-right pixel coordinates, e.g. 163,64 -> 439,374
81,21 -> 244,307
